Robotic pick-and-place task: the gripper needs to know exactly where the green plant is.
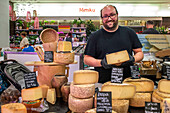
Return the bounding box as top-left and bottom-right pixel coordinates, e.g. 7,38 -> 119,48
50,20 -> 55,24
86,19 -> 96,37
44,20 -> 48,24
39,21 -> 43,26
16,20 -> 23,27
26,22 -> 31,28
72,19 -> 77,25
31,21 -> 34,26
156,26 -> 168,34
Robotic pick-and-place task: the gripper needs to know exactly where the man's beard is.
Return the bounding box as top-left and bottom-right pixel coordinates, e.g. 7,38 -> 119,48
103,19 -> 118,31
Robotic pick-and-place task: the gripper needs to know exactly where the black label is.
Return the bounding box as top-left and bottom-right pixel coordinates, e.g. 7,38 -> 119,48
96,92 -> 112,113
111,67 -> 123,83
44,51 -> 53,63
24,72 -> 39,89
166,65 -> 170,80
145,102 -> 160,113
130,65 -> 141,79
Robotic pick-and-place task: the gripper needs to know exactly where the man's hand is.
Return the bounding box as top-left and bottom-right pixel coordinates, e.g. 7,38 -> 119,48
121,54 -> 135,66
101,57 -> 113,69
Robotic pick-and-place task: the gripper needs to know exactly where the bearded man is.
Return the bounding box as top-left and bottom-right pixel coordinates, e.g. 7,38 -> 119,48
84,5 -> 144,83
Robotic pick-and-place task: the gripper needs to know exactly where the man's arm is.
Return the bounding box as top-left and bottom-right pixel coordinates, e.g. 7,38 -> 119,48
133,48 -> 144,62
84,55 -> 102,67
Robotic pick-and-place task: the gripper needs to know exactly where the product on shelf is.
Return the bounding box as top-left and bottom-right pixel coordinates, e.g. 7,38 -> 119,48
158,79 -> 170,93
1,103 -> 27,113
73,70 -> 99,84
155,49 -> 170,58
46,88 -> 56,104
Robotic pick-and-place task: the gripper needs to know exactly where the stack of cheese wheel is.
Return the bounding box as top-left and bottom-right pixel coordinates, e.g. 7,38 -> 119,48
152,79 -> 170,109
123,77 -> 154,107
94,81 -> 136,113
54,41 -> 74,64
68,70 -> 99,112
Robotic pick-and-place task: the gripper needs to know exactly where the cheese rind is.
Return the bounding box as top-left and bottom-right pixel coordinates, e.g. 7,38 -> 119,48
54,52 -> 74,64
130,93 -> 151,107
73,70 -> 99,84
158,79 -> 170,93
70,82 -> 95,99
46,88 -> 56,104
123,77 -> 154,92
22,87 -> 43,101
155,89 -> 170,98
57,41 -> 72,52
112,99 -> 129,113
1,103 -> 27,113
85,108 -> 117,113
68,94 -> 93,112
101,82 -> 136,99
106,50 -> 129,65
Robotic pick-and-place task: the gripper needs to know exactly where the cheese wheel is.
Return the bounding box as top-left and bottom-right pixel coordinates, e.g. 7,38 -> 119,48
162,98 -> 170,113
155,89 -> 170,98
112,99 -> 129,113
68,94 -> 93,112
158,79 -> 170,93
40,84 -> 49,98
73,70 -> 99,84
130,93 -> 151,107
22,87 -> 43,101
54,52 -> 74,64
70,82 -> 95,99
101,82 -> 136,99
152,91 -> 163,109
123,77 -> 154,92
57,41 -> 72,52
61,82 -> 70,102
47,88 -> 56,104
85,108 -> 117,113
1,103 -> 27,113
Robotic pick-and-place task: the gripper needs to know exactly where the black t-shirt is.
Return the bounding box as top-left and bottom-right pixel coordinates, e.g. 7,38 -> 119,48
84,26 -> 142,83
142,28 -> 160,34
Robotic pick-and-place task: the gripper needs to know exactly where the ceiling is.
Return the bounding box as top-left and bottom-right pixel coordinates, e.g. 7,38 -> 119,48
9,0 -> 170,4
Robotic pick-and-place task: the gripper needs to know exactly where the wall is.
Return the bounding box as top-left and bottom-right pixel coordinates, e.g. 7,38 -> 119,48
0,0 -> 9,48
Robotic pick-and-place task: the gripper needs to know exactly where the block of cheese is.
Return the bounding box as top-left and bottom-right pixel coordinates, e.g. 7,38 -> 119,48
46,88 -> 56,104
1,103 -> 27,113
112,99 -> 129,113
54,52 -> 74,64
152,91 -> 163,109
101,82 -> 136,99
106,50 -> 129,65
162,98 -> 170,113
155,89 -> 170,98
130,93 -> 151,107
158,79 -> 170,93
70,82 -> 95,99
40,84 -> 49,98
57,41 -> 72,52
68,94 -> 93,112
22,87 -> 43,101
73,70 -> 99,84
85,108 -> 117,113
123,77 -> 154,92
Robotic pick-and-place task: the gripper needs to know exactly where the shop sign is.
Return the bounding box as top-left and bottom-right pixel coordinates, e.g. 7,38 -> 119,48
79,8 -> 95,12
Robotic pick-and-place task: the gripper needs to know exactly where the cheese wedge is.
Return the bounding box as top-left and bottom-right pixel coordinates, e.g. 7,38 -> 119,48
73,70 -> 99,84
106,50 -> 129,65
40,84 -> 49,98
46,88 -> 56,104
130,93 -> 151,107
162,98 -> 170,113
85,108 -> 117,113
158,79 -> 170,93
70,82 -> 95,99
123,77 -> 154,92
68,94 -> 93,112
1,103 -> 27,113
54,52 -> 74,64
112,99 -> 129,113
101,82 -> 136,99
57,41 -> 72,52
22,87 -> 43,101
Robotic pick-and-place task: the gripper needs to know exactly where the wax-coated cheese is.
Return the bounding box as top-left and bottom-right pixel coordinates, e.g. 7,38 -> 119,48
158,79 -> 170,93
101,82 -> 136,99
68,94 -> 93,112
70,82 -> 95,99
46,88 -> 56,104
57,41 -> 72,52
1,103 -> 27,113
130,93 -> 151,107
54,52 -> 74,64
40,84 -> 49,98
112,99 -> 129,113
106,50 -> 129,65
85,108 -> 117,113
22,87 -> 43,101
73,70 -> 99,84
123,77 -> 154,92
162,99 -> 170,113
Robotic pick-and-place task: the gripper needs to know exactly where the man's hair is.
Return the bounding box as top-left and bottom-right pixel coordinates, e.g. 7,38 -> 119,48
20,31 -> 27,37
100,5 -> 118,18
146,20 -> 154,25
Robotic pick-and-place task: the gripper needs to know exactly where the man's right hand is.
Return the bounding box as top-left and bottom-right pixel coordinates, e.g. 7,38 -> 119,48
101,57 -> 113,69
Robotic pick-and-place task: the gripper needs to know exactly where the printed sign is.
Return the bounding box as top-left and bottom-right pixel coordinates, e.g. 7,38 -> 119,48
130,65 -> 141,79
111,67 -> 123,83
44,51 -> 53,63
24,72 -> 39,89
145,102 -> 160,113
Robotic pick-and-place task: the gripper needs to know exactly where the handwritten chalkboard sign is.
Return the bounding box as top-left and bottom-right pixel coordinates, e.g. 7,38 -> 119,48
111,67 -> 123,83
145,102 -> 160,113
24,72 -> 39,89
130,65 -> 141,79
96,92 -> 112,113
166,65 -> 170,80
44,51 -> 53,63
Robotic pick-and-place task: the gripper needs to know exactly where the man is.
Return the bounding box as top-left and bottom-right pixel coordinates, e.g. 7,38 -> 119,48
142,20 -> 160,34
84,5 -> 144,83
20,32 -> 29,48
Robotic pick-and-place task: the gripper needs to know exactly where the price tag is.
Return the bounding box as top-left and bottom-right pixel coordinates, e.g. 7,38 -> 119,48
96,92 -> 112,113
24,72 -> 39,89
130,65 -> 141,79
111,67 -> 123,83
44,51 -> 53,63
145,102 -> 160,113
166,65 -> 170,80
